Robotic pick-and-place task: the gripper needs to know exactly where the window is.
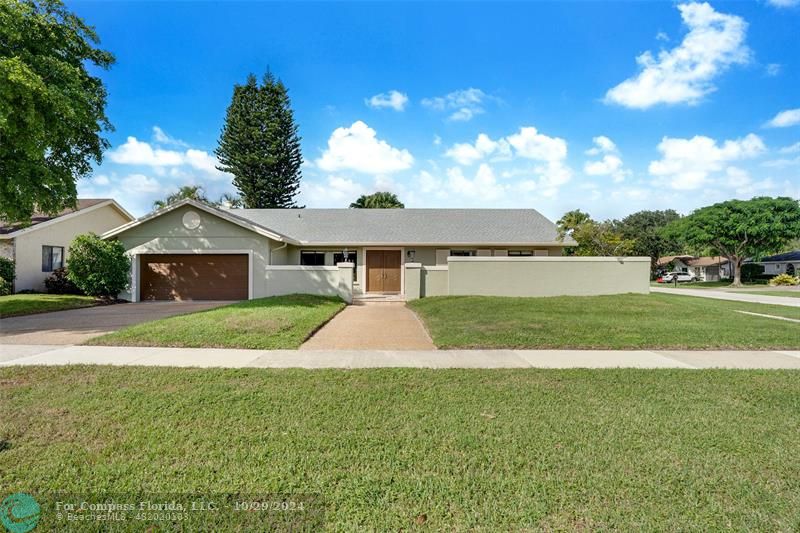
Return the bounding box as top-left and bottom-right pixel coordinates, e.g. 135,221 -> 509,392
300,251 -> 326,266
788,263 -> 796,276
450,250 -> 476,257
42,245 -> 64,272
508,250 -> 533,257
334,252 -> 358,281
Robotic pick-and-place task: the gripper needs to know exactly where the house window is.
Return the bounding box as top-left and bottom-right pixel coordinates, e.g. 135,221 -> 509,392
788,264 -> 796,276
42,245 -> 64,272
450,250 -> 476,257
300,251 -> 326,266
333,252 -> 358,281
508,250 -> 533,257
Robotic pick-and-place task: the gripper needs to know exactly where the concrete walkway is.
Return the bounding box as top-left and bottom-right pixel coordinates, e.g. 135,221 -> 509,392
2,345 -> 800,369
300,302 -> 435,350
651,286 -> 800,307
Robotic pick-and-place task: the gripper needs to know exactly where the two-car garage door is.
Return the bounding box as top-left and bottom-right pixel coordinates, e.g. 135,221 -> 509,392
140,254 -> 248,301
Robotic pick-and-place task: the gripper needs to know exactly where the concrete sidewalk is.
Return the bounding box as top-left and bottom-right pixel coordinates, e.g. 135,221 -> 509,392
651,287 -> 800,307
2,344 -> 800,369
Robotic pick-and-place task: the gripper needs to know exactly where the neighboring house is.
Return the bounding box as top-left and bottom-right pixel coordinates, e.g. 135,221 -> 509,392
657,255 -> 731,281
103,199 -> 576,301
0,199 -> 134,292
747,251 -> 800,277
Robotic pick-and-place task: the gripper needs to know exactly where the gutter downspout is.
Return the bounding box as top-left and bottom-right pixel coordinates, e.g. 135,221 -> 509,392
270,242 -> 288,265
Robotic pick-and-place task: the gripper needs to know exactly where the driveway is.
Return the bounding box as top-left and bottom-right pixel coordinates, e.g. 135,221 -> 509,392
300,302 -> 435,350
651,287 -> 800,307
0,301 -> 232,345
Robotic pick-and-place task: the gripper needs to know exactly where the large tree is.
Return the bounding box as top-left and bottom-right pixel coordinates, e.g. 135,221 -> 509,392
215,72 -> 303,208
617,209 -> 683,276
0,0 -> 114,222
556,210 -> 634,256
349,192 -> 404,209
152,185 -> 243,210
664,197 -> 800,286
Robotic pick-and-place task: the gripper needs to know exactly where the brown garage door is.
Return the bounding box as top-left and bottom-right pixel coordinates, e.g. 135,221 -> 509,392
140,254 -> 248,301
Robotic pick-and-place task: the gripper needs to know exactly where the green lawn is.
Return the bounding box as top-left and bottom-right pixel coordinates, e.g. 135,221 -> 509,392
409,293 -> 800,349
651,280 -> 766,289
0,294 -> 98,318
86,294 -> 345,349
1,367 -> 799,530
733,290 -> 800,298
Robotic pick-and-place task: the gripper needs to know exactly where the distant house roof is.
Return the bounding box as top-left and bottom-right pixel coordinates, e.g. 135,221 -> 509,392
657,255 -> 728,267
656,255 -> 694,266
0,199 -> 131,236
758,250 -> 800,263
228,207 -> 574,246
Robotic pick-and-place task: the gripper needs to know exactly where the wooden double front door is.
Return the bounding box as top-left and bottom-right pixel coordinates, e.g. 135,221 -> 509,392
366,250 -> 401,293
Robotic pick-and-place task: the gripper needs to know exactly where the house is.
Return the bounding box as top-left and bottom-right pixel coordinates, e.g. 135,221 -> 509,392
747,251 -> 800,277
0,199 -> 134,292
657,255 -> 731,281
103,199 -> 578,301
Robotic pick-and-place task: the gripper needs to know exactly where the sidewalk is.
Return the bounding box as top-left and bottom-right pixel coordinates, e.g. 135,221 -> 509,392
2,345 -> 800,369
651,286 -> 800,307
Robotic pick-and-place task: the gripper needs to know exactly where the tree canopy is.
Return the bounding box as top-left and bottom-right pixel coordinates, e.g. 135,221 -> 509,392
215,71 -> 303,208
153,185 -> 243,210
616,209 -> 683,274
556,210 -> 634,257
663,197 -> 800,285
0,0 -> 114,222
350,192 -> 405,209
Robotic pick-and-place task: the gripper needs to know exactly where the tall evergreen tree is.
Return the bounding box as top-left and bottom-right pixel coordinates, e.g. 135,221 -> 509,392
215,72 -> 303,208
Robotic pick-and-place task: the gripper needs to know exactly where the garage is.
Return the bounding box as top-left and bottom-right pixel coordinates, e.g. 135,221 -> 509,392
139,254 -> 249,301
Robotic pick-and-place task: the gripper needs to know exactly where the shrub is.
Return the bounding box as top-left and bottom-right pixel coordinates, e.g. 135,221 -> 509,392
44,268 -> 84,295
769,273 -> 800,286
0,257 -> 14,284
0,276 -> 11,296
66,233 -> 131,298
741,263 -> 765,283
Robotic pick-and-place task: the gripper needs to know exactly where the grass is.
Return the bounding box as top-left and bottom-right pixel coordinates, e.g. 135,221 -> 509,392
408,293 -> 800,349
86,294 -> 345,349
0,293 -> 98,318
733,290 -> 800,298
1,366 -> 799,530
651,280 -> 766,289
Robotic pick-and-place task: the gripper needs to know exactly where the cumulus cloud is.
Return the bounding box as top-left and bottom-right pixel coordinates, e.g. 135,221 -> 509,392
421,88 -> 492,122
605,2 -> 750,109
766,0 -> 799,7
506,127 -> 568,162
583,136 -> 630,182
445,134 -> 511,166
764,108 -> 800,128
152,126 -> 189,147
301,176 -> 366,206
365,90 -> 409,111
108,137 -> 184,166
648,133 -> 766,189
779,142 -> 800,154
765,63 -> 782,76
315,121 -> 414,174
446,164 -> 506,200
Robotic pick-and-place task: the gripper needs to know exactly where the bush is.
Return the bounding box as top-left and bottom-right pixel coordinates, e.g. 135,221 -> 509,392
44,268 -> 84,295
0,276 -> 11,296
769,273 -> 800,286
741,263 -> 764,283
0,257 -> 14,284
66,233 -> 131,298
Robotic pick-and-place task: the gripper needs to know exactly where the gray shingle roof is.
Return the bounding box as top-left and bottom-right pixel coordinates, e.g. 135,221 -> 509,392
227,208 -> 572,245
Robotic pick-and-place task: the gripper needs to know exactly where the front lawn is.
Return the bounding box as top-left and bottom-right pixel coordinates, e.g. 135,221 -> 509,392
1,366 -> 798,530
0,294 -> 98,318
86,294 -> 345,349
733,290 -> 800,298
651,280 -> 766,289
409,293 -> 800,349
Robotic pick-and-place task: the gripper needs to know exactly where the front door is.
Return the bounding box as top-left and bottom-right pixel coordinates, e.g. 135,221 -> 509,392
366,250 -> 401,293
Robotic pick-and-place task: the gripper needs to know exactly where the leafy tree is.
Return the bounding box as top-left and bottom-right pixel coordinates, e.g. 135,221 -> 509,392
0,256 -> 14,295
153,185 -> 209,210
617,209 -> 683,275
216,71 -> 303,208
0,0 -> 114,222
557,210 -> 634,256
663,197 -> 800,286
217,193 -> 243,208
67,233 -> 130,298
556,209 -> 591,240
349,192 -> 405,209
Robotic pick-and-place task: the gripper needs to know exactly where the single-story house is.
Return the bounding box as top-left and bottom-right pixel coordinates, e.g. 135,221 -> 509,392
103,199 -> 579,302
657,255 -> 731,281
0,199 -> 134,292
746,251 -> 799,277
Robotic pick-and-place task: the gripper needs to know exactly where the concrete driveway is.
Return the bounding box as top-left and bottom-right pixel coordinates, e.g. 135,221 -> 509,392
0,301 -> 232,345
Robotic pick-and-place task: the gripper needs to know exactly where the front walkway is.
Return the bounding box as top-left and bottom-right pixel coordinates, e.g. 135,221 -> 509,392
2,345 -> 800,368
651,287 -> 800,307
300,302 -> 435,350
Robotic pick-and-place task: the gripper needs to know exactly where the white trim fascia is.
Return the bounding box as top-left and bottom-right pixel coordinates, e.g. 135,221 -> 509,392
265,265 -> 338,271
129,249 -> 254,302
447,256 -> 651,263
0,199 -> 134,240
420,265 -> 448,271
102,199 -> 299,244
295,241 -> 574,247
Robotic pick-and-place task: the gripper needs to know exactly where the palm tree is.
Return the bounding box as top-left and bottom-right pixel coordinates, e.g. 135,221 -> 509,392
153,185 -> 209,209
349,192 -> 404,209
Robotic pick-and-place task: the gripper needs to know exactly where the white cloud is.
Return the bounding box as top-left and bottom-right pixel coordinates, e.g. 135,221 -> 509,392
765,63 -> 782,76
585,135 -> 617,156
605,2 -> 750,109
506,127 -> 568,162
779,142 -> 800,154
445,133 -> 511,166
301,175 -> 366,206
184,149 -> 229,181
421,88 -> 491,122
656,31 -> 670,42
152,126 -> 188,147
92,174 -> 110,186
764,108 -> 800,128
583,136 -> 630,182
648,133 -> 766,189
433,135 -> 442,146
766,0 -> 799,7
446,164 -> 506,200
316,121 -> 414,174
365,90 -> 409,111
108,137 -> 184,166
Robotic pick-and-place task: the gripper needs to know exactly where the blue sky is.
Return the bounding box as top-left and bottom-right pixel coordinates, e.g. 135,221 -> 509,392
72,1 -> 800,221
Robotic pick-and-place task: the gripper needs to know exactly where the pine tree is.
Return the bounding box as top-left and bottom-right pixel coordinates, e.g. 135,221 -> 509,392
215,72 -> 303,208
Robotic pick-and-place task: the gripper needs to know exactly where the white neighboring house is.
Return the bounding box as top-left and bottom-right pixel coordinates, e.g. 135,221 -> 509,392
657,255 -> 731,281
0,199 -> 134,292
748,251 -> 800,277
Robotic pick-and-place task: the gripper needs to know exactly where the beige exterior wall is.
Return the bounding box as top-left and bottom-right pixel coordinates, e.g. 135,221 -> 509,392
9,203 -> 131,292
421,267 -> 449,297
263,265 -> 353,303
